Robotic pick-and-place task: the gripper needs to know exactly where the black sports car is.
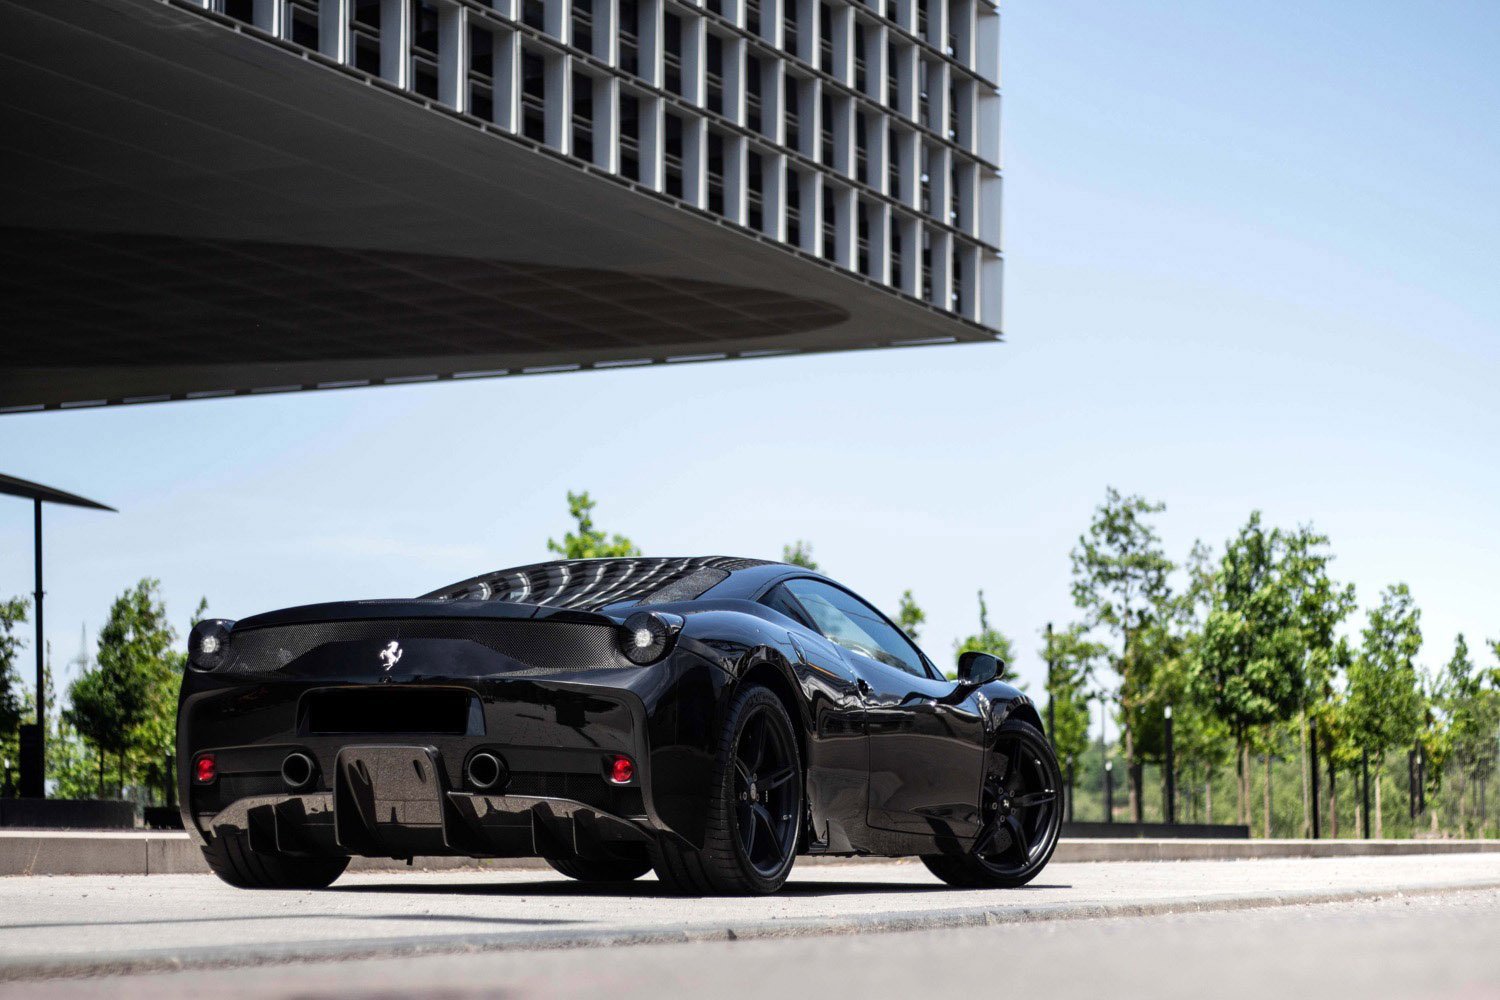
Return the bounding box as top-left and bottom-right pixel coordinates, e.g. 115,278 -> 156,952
178,557 -> 1062,894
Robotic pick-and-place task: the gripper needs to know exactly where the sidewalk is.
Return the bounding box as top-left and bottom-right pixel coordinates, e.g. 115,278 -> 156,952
3,829 -> 1496,877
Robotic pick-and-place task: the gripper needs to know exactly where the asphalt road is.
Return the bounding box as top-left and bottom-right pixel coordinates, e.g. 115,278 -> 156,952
13,888 -> 1495,1000
1,853 -> 1497,985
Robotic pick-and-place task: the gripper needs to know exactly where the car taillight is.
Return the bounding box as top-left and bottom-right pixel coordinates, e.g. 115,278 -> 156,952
195,753 -> 217,784
609,755 -> 634,784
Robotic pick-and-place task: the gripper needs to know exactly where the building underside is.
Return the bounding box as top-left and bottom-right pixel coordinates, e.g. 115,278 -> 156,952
0,0 -> 1000,412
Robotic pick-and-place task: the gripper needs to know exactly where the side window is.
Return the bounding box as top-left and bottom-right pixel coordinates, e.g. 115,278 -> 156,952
782,579 -> 928,677
759,584 -> 814,629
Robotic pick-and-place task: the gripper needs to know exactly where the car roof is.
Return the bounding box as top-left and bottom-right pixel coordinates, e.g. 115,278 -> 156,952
423,556 -> 791,610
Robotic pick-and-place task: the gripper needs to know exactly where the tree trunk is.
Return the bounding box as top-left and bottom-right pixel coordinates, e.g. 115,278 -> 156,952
1328,758 -> 1339,839
1263,748 -> 1272,839
1298,712 -> 1311,838
97,749 -> 104,799
1206,777 -> 1213,824
117,748 -> 125,798
1374,757 -> 1384,839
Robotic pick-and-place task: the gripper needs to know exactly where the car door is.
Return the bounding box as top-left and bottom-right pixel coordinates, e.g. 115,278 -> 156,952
780,579 -> 987,841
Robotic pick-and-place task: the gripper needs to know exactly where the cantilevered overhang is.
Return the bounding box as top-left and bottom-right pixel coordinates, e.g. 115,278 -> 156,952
0,0 -> 1000,412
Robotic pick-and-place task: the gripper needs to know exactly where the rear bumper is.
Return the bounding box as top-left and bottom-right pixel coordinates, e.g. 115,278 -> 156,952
204,785 -> 653,861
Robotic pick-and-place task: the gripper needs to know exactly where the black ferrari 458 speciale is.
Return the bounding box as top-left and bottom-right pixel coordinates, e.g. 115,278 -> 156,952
178,557 -> 1062,894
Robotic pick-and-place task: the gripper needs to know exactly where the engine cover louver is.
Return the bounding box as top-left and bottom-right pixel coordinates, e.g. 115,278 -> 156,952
219,618 -> 624,675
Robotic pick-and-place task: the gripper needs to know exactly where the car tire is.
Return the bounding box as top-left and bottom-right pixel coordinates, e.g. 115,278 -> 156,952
650,683 -> 803,896
200,832 -> 349,890
921,717 -> 1063,889
546,848 -> 653,883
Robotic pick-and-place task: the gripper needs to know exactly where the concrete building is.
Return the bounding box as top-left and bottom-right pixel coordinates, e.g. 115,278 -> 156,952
0,0 -> 1002,410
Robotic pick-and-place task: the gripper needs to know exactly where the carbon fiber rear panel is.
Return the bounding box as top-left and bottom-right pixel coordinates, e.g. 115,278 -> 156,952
221,618 -> 622,674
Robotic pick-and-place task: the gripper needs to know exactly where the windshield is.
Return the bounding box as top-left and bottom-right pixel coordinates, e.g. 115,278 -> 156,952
422,556 -> 768,611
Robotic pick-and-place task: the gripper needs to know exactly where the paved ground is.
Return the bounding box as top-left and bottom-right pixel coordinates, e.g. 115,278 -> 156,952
0,854 -> 1497,982
13,889 -> 1494,1000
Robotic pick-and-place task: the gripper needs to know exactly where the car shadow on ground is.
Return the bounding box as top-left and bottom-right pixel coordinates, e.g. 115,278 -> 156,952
326,880 -> 1072,898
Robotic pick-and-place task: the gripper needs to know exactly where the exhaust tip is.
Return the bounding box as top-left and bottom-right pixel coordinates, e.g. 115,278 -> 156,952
466,752 -> 506,791
281,752 -> 317,790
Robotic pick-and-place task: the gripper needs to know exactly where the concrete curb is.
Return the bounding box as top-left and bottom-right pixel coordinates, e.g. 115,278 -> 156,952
4,877 -> 1499,981
3,831 -> 1497,876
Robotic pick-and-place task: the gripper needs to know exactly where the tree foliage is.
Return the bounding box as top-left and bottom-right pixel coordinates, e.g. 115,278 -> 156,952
1041,623 -> 1105,766
1344,583 -> 1425,762
547,491 -> 641,559
954,590 -> 1015,680
66,580 -> 177,795
0,597 -> 27,746
896,589 -> 925,642
1191,512 -> 1305,742
782,540 -> 819,570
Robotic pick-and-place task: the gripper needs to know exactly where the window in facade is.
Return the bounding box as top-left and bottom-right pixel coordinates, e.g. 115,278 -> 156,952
857,200 -> 871,276
619,0 -> 640,74
785,75 -> 801,150
287,0 -> 319,48
521,47 -> 547,142
747,149 -> 765,232
818,1 -> 834,70
664,110 -> 685,198
786,171 -> 802,245
522,0 -> 545,32
573,70 -> 594,163
469,23 -> 496,122
706,32 -> 725,116
572,0 -> 594,57
707,129 -> 726,216
619,90 -> 641,181
746,54 -> 763,134
351,0 -> 381,75
411,1 -> 440,99
664,13 -> 684,96
819,91 -> 834,167
822,180 -> 837,259
854,111 -> 868,185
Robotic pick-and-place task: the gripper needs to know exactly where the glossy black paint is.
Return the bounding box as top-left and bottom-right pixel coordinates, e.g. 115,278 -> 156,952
177,559 -> 1044,864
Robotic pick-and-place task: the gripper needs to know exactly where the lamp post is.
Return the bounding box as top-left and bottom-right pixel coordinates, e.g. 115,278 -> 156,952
1104,760 -> 1114,824
1309,716 -> 1321,839
0,473 -> 115,800
1361,749 -> 1371,840
1045,622 -> 1055,751
1163,704 -> 1175,826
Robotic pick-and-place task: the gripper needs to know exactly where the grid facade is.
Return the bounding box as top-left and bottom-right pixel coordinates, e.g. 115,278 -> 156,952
187,0 -> 1002,329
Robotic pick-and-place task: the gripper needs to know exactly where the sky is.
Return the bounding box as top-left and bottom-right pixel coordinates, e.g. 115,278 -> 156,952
2,0 -> 1497,738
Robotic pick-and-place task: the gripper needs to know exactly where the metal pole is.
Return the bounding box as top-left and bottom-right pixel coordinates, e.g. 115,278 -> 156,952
32,499 -> 45,800
1361,749 -> 1371,840
1104,760 -> 1114,824
1045,622 -> 1055,750
1066,755 -> 1074,823
1309,716 -> 1321,840
1417,741 -> 1426,816
1164,704 -> 1175,826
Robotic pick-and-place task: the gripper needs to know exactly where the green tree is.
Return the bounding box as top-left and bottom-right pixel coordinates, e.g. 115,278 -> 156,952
1070,487 -> 1175,820
1436,634 -> 1500,835
954,590 -> 1015,680
896,589 -> 925,642
132,597 -> 208,804
1281,525 -> 1357,836
1041,623 -> 1105,769
1344,583 -> 1425,837
1191,512 -> 1305,827
547,491 -> 641,559
782,540 -> 819,570
67,580 -> 176,797
0,597 -> 29,794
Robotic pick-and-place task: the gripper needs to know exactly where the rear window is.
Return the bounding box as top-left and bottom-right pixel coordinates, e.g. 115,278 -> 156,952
423,556 -> 767,611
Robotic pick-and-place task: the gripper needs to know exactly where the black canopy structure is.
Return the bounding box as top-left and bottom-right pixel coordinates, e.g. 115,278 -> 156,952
0,473 -> 115,799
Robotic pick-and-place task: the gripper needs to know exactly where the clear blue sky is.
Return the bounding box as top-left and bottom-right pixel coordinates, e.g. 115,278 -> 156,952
2,1 -> 1497,736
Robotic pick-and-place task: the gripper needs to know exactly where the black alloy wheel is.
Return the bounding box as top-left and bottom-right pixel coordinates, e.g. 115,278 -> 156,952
650,683 -> 803,895
922,717 -> 1062,888
731,701 -> 801,877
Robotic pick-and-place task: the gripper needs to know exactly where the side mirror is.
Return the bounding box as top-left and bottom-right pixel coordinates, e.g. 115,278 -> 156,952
956,651 -> 1004,688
